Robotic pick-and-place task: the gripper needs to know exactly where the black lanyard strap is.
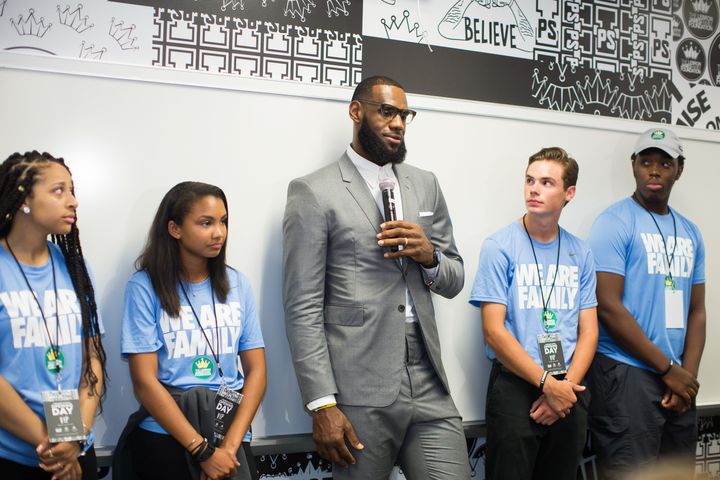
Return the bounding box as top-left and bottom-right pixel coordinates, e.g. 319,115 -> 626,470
633,194 -> 677,281
522,215 -> 561,331
6,241 -> 62,376
179,281 -> 224,379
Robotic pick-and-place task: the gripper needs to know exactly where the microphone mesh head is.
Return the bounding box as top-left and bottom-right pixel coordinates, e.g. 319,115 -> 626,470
379,178 -> 396,190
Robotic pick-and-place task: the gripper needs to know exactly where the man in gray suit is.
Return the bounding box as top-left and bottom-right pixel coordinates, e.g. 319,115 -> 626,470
283,76 -> 470,479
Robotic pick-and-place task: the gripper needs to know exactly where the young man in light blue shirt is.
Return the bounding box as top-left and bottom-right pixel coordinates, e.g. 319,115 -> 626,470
470,147 -> 598,480
586,128 -> 706,479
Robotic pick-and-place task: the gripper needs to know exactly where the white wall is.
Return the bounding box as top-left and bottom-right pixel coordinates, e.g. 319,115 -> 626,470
0,66 -> 717,449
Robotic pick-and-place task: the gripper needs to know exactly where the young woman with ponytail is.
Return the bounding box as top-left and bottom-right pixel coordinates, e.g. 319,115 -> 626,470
0,151 -> 107,480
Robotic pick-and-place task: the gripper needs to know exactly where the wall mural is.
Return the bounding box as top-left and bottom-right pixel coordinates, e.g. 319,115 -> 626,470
2,0 -> 720,130
252,418 -> 720,479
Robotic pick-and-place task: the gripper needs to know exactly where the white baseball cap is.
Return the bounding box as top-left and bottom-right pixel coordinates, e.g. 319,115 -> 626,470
633,128 -> 683,159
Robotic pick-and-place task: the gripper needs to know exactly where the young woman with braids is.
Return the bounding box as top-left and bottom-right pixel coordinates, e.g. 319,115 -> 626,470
114,182 -> 266,480
0,151 -> 107,480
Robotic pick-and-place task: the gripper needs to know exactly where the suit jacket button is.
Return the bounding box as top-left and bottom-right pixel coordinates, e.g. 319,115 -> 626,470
398,305 -> 406,312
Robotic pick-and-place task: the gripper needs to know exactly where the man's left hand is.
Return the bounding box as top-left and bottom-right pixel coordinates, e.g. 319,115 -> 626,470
529,395 -> 561,426
377,221 -> 435,267
661,388 -> 691,414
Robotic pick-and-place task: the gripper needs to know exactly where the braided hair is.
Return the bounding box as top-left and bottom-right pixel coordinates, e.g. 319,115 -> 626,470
0,151 -> 108,407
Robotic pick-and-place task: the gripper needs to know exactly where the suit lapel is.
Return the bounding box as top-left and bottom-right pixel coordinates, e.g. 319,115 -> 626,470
395,164 -> 418,225
338,154 -> 383,234
395,164 -> 420,274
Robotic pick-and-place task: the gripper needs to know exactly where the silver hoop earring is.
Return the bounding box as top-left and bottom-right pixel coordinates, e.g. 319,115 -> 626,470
22,206 -> 30,214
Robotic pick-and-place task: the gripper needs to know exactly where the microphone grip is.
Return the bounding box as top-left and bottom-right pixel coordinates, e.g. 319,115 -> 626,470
381,188 -> 398,252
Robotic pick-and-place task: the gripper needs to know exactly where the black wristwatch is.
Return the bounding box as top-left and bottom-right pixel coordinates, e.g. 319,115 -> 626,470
195,444 -> 216,463
423,248 -> 440,268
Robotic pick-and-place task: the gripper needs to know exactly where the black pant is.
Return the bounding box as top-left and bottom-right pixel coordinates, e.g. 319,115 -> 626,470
485,363 -> 587,480
130,428 -> 258,480
586,354 -> 697,480
1,446 -> 98,480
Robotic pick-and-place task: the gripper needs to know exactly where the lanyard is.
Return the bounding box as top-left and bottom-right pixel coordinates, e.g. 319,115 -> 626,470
522,215 -> 561,332
179,281 -> 224,380
633,194 -> 677,285
6,241 -> 63,386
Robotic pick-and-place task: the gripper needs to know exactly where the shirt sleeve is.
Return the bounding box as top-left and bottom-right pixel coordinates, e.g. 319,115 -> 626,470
421,260 -> 440,286
469,237 -> 510,308
579,246 -> 598,310
236,272 -> 265,352
306,394 -> 337,411
692,228 -> 705,285
120,275 -> 163,355
588,212 -> 630,276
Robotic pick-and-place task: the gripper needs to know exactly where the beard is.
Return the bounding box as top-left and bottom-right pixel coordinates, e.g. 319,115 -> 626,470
357,117 -> 407,165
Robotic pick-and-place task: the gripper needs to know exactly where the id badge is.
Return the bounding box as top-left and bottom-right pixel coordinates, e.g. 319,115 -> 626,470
213,384 -> 243,443
664,287 -> 684,329
41,389 -> 86,443
537,333 -> 567,376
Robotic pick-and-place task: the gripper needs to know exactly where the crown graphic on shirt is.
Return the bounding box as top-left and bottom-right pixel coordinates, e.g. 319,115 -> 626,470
691,0 -> 712,14
381,10 -> 428,44
11,9 -> 52,37
109,17 -> 139,50
194,357 -> 211,369
682,44 -> 701,60
58,4 -> 93,34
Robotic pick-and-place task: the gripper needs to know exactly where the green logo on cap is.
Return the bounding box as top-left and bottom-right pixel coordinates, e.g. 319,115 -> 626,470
650,130 -> 666,140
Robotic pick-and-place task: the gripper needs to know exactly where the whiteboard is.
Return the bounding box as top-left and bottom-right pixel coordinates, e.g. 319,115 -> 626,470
0,65 -> 717,449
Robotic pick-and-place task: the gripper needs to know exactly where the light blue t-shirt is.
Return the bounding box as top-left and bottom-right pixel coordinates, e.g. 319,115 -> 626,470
469,220 -> 598,368
588,197 -> 705,370
0,242 -> 101,466
121,268 -> 265,440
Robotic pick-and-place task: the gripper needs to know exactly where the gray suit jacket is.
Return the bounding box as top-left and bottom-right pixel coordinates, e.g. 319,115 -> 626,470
282,154 -> 464,408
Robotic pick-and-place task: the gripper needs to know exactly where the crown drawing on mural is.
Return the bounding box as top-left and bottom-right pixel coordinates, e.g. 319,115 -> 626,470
221,0 -> 244,11
691,0 -> 712,13
58,4 -> 93,34
381,10 -> 428,44
574,71 -> 618,108
283,0 -> 315,22
11,9 -> 52,37
682,44 -> 700,59
79,40 -> 106,60
109,17 -> 139,50
643,80 -> 672,114
195,357 -> 210,369
327,0 -> 350,18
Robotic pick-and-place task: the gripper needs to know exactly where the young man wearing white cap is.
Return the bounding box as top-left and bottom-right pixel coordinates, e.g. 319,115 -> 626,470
586,128 -> 706,479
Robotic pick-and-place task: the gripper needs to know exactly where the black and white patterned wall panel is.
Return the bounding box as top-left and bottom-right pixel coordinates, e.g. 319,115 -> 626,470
151,7 -> 361,86
253,418 -> 720,479
1,1 -> 720,129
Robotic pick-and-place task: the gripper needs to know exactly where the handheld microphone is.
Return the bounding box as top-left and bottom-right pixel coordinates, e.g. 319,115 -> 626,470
379,178 -> 398,252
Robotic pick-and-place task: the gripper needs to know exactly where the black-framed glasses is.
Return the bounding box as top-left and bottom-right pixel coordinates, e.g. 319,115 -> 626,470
356,99 -> 417,124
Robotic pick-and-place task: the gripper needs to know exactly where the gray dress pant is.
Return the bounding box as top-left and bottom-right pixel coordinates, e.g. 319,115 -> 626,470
334,322 -> 470,480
